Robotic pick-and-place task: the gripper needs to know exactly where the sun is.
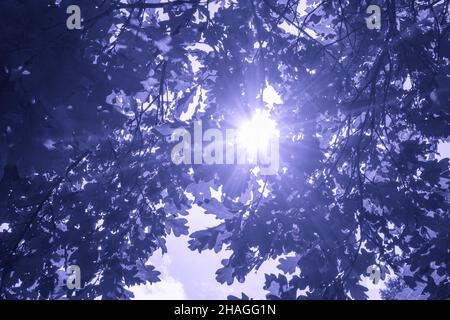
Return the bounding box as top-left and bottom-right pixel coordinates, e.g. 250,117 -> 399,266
236,109 -> 279,158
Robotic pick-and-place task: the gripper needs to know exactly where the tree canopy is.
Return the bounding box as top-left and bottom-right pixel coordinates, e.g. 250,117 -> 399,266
1,0 -> 450,299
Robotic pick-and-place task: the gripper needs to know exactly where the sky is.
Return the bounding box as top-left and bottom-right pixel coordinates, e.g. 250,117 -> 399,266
131,205 -> 278,300
130,204 -> 387,300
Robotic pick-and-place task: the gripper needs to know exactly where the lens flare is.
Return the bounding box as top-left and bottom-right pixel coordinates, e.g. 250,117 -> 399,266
237,110 -> 279,160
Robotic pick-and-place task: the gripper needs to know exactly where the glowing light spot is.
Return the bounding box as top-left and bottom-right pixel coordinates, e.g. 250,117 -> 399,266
237,110 -> 279,160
